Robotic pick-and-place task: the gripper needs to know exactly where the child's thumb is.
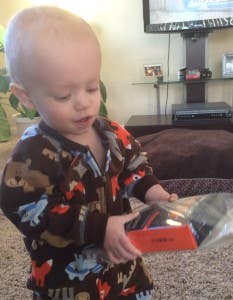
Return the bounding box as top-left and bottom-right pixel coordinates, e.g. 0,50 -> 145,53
123,211 -> 139,224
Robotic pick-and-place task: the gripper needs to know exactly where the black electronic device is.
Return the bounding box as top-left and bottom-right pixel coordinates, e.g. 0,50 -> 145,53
172,101 -> 233,124
143,0 -> 233,34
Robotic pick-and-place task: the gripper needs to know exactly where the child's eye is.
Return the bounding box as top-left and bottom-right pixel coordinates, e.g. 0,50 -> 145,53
55,94 -> 71,101
87,87 -> 99,93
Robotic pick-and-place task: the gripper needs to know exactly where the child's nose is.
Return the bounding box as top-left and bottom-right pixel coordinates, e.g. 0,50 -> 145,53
72,92 -> 89,110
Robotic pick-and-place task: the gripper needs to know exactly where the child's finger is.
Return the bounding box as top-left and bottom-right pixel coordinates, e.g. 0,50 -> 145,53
169,193 -> 178,202
122,211 -> 139,224
120,235 -> 142,258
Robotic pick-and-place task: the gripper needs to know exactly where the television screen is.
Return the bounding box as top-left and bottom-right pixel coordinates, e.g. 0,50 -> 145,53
143,0 -> 233,33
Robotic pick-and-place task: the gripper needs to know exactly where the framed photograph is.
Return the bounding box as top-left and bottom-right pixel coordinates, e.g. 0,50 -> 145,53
222,54 -> 233,78
144,63 -> 163,78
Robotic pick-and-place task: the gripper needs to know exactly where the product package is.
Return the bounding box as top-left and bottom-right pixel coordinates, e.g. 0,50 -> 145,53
126,193 -> 233,253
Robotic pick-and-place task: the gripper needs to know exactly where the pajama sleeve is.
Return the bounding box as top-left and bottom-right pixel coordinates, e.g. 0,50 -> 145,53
109,121 -> 159,202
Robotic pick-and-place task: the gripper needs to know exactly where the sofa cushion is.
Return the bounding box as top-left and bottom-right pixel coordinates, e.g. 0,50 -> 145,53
137,128 -> 233,180
160,178 -> 233,197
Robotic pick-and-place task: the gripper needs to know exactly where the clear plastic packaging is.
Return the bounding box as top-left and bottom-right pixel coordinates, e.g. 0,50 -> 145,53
126,193 -> 233,252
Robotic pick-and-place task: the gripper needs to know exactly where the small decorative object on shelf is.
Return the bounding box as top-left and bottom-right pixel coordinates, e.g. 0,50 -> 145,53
222,53 -> 233,78
144,63 -> 163,78
177,67 -> 212,81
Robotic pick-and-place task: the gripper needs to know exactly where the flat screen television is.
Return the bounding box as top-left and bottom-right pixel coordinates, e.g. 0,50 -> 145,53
143,0 -> 233,33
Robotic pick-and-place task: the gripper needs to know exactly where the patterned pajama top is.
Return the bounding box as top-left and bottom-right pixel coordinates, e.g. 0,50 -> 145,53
0,117 -> 158,300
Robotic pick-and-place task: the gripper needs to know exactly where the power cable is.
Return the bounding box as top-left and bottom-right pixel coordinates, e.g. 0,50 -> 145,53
165,33 -> 171,116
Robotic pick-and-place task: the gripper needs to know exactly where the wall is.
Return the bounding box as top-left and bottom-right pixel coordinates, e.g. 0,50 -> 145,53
96,1 -> 186,122
1,0 -> 233,125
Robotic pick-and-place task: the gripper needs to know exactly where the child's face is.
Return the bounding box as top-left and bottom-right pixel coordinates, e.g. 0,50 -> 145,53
24,33 -> 101,140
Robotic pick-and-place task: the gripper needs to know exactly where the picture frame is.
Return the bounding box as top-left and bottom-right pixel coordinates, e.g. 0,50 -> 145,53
222,54 -> 233,78
144,63 -> 163,78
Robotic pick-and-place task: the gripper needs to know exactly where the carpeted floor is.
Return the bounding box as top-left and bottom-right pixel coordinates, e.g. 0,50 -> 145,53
1,207 -> 233,300
1,138 -> 233,299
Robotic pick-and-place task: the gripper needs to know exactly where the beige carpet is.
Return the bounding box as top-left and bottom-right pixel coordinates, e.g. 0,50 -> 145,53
1,138 -> 233,299
1,210 -> 233,300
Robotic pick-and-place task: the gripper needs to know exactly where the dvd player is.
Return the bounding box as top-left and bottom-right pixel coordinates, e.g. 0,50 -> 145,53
172,102 -> 232,124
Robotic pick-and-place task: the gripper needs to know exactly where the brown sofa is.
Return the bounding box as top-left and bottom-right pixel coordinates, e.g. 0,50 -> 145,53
138,128 -> 233,197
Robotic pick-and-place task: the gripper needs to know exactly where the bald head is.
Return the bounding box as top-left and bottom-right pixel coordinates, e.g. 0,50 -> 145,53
5,6 -> 100,87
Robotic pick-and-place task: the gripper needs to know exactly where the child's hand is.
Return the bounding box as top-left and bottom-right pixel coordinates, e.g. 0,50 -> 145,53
104,212 -> 142,264
169,193 -> 178,202
145,184 -> 178,206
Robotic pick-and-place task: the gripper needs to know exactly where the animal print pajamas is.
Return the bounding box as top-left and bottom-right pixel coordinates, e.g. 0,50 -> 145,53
1,117 -> 158,299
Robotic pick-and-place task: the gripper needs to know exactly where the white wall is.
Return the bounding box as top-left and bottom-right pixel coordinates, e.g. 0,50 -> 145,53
1,0 -> 233,125
96,0 -> 233,124
95,1 -> 185,123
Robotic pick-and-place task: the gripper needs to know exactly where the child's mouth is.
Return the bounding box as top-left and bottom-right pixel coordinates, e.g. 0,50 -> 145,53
73,116 -> 91,127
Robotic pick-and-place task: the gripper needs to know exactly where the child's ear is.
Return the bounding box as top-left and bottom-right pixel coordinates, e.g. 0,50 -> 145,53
10,84 -> 36,110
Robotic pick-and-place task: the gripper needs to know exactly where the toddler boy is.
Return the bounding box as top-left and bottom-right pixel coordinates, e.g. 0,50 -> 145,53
1,6 -> 177,299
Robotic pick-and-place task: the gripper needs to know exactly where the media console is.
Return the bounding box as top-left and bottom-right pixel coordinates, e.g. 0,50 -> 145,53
125,114 -> 233,137
172,101 -> 233,123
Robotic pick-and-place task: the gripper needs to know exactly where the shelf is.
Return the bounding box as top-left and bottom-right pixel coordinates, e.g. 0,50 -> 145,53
132,76 -> 233,86
125,114 -> 233,137
131,76 -> 233,115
